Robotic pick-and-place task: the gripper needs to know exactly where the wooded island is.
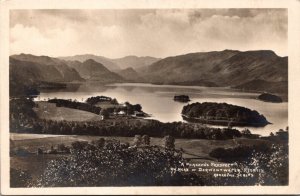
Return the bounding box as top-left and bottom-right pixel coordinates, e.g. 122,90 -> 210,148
182,102 -> 269,127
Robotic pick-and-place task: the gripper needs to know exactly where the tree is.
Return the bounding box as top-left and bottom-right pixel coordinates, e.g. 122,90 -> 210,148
241,128 -> 251,135
34,140 -> 187,187
133,104 -> 142,112
133,135 -> 142,147
71,141 -> 89,151
246,144 -> 288,185
111,98 -> 119,105
227,121 -> 233,129
49,145 -> 57,154
57,143 -> 69,153
142,135 -> 150,145
92,138 -> 105,148
126,104 -> 134,115
37,148 -> 43,155
113,108 -> 119,114
206,142 -> 289,186
100,109 -> 109,119
164,135 -> 175,149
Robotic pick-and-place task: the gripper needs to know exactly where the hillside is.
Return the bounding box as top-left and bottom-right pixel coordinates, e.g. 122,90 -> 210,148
66,59 -> 124,83
234,79 -> 288,94
9,55 -> 85,96
10,54 -> 84,83
210,50 -> 287,85
141,50 -> 239,84
59,54 -> 120,71
116,67 -> 145,82
10,54 -> 125,89
112,55 -> 160,70
141,50 -> 288,95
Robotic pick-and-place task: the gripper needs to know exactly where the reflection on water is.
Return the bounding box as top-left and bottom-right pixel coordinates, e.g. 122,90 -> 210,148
36,82 -> 288,136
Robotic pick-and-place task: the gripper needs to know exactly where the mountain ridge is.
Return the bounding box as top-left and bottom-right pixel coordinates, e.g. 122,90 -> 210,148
10,49 -> 288,98
59,54 -> 121,71
141,49 -> 287,87
59,54 -> 161,71
116,67 -> 145,82
112,55 -> 161,70
66,59 -> 124,82
10,54 -> 84,83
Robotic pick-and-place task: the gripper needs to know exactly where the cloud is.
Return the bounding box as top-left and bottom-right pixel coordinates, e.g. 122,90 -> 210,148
10,9 -> 287,58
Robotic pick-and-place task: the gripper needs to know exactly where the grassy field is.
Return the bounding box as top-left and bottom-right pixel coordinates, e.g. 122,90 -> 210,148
34,101 -> 102,121
10,133 -> 272,181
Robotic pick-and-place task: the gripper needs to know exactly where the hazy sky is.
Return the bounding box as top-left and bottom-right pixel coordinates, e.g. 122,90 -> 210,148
10,9 -> 287,58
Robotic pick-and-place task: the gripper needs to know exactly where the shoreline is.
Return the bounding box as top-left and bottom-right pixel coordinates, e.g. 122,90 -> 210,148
182,114 -> 270,128
46,81 -> 288,103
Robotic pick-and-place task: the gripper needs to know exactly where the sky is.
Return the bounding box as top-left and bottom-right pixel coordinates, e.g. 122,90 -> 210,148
10,9 -> 288,58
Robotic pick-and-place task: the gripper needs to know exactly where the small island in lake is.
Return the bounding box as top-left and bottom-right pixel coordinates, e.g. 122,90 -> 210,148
182,102 -> 269,127
174,95 -> 190,102
258,93 -> 283,103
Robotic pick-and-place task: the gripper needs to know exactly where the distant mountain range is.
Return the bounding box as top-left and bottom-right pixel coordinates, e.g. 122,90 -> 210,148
116,67 -> 145,82
60,54 -> 121,71
9,54 -> 125,94
64,59 -> 124,83
10,49 -> 288,98
112,56 -> 161,70
59,54 -> 160,71
140,50 -> 287,96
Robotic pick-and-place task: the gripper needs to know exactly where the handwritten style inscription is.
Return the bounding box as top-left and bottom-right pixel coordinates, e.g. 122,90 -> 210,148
170,162 -> 264,178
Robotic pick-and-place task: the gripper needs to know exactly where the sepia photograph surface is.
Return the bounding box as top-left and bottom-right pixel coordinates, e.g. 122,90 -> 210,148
1,0 -> 300,195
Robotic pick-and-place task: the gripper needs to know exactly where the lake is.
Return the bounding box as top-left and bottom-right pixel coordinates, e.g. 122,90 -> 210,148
36,82 -> 288,136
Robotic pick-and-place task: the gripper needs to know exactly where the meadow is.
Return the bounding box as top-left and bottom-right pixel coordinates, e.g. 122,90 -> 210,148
33,102 -> 102,121
10,133 -> 272,181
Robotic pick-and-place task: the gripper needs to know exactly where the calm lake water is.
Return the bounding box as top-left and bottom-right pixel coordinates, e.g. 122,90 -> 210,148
36,82 -> 288,136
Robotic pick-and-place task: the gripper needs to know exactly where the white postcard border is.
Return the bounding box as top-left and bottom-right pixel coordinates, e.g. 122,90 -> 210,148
1,0 -> 300,194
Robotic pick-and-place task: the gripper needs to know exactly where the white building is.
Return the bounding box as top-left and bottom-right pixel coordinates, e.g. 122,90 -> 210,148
118,111 -> 126,116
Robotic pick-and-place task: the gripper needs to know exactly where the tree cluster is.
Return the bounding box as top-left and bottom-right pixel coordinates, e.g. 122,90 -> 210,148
10,99 -> 243,140
85,96 -> 116,105
32,139 -> 196,187
123,102 -> 142,115
209,145 -> 263,161
182,102 -> 269,126
10,98 -> 37,119
11,137 -> 288,187
208,138 -> 288,185
9,79 -> 40,97
11,116 -> 243,140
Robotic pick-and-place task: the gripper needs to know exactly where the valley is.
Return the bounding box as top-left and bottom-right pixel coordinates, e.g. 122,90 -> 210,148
9,49 -> 289,187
